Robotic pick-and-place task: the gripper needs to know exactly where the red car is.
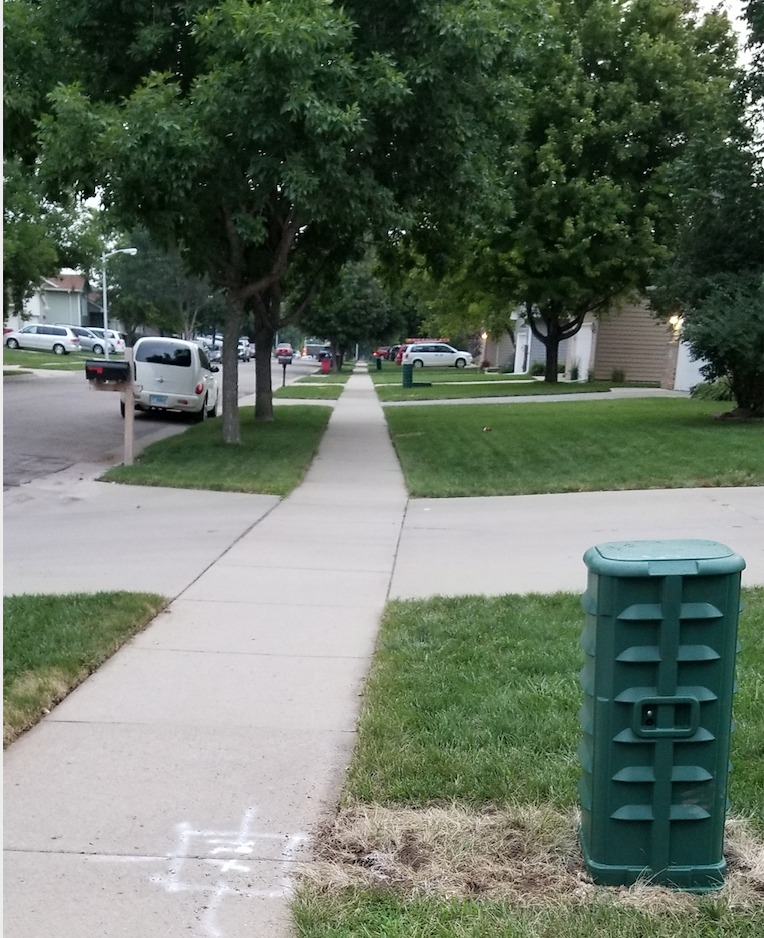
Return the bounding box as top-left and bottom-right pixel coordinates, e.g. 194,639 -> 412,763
372,346 -> 391,359
395,345 -> 408,364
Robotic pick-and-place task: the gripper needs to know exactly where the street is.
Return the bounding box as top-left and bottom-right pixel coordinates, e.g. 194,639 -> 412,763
3,356 -> 319,488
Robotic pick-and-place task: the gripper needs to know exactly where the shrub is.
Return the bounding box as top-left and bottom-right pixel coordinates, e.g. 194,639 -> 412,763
683,274 -> 764,416
690,377 -> 735,401
611,368 -> 626,383
530,362 -> 545,376
570,364 -> 579,381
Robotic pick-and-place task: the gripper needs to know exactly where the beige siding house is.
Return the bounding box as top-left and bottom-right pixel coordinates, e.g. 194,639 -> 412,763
486,302 -> 706,390
591,303 -> 672,383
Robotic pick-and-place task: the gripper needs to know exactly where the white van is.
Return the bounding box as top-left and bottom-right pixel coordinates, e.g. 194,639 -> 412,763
122,337 -> 220,421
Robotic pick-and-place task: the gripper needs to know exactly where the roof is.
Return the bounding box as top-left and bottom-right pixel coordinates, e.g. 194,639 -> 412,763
41,274 -> 88,293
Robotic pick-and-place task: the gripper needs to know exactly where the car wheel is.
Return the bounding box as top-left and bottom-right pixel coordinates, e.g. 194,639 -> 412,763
6,338 -> 19,349
206,396 -> 217,418
413,359 -> 424,368
455,358 -> 466,368
53,344 -> 66,355
93,343 -> 104,355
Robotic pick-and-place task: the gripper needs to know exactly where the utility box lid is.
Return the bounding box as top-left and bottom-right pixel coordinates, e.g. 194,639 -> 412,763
583,539 -> 745,578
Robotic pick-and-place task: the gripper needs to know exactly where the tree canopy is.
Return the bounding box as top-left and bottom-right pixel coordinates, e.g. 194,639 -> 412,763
444,0 -> 741,380
9,0 -> 527,440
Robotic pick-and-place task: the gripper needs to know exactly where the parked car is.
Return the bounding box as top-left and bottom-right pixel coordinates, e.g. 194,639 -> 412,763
401,342 -> 473,368
4,323 -> 80,355
123,337 -> 220,421
89,328 -> 126,354
372,345 -> 392,359
395,344 -> 408,364
238,337 -> 252,361
275,343 -> 293,358
55,324 -> 114,355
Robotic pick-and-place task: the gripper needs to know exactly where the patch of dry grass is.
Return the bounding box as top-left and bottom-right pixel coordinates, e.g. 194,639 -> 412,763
302,804 -> 764,912
3,668 -> 72,745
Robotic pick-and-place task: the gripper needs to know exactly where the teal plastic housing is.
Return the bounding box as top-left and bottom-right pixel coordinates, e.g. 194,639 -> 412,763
578,540 -> 745,891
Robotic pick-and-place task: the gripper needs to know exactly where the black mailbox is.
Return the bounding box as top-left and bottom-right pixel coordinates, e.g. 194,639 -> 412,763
85,359 -> 131,388
277,354 -> 293,365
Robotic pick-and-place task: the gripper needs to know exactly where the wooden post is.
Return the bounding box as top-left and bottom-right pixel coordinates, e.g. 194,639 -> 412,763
124,348 -> 134,466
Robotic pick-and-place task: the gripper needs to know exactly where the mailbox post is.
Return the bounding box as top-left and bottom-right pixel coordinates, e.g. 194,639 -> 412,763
277,352 -> 293,386
85,353 -> 135,465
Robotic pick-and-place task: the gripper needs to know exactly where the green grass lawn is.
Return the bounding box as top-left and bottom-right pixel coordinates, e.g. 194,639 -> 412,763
3,347 -> 119,371
369,366 -> 531,385
385,398 -> 763,496
275,384 -> 345,400
377,379 -> 625,401
293,588 -> 764,937
3,592 -> 166,744
103,404 -> 332,494
297,371 -> 353,384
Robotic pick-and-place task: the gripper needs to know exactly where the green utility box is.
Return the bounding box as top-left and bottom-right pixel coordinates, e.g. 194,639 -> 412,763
402,362 -> 413,388
579,540 -> 745,891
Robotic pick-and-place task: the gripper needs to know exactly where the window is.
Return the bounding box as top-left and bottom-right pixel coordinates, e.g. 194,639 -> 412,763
136,340 -> 192,367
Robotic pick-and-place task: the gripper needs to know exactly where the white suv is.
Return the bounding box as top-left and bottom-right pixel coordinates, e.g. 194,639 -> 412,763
401,342 -> 473,368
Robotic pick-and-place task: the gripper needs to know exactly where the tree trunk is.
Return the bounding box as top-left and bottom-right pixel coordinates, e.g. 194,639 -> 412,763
253,319 -> 275,422
253,285 -> 281,421
221,299 -> 242,443
544,334 -> 560,383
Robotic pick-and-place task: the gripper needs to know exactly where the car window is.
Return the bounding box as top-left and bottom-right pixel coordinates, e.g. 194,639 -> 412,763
198,347 -> 212,370
135,340 -> 192,367
435,344 -> 453,353
20,325 -> 37,334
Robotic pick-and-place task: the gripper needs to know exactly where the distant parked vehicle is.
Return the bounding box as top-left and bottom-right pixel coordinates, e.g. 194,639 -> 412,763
55,324 -> 113,355
123,337 -> 220,421
372,346 -> 392,359
401,342 -> 473,368
89,328 -> 126,354
238,337 -> 252,361
4,323 -> 80,355
275,343 -> 293,358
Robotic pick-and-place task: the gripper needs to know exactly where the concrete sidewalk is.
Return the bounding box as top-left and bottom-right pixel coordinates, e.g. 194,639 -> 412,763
4,369 -> 763,938
4,368 -> 408,938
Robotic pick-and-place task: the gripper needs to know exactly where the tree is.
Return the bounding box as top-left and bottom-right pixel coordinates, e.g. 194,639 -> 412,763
298,256 -> 395,368
467,0 -> 740,381
649,36 -> 764,416
15,0 -> 524,442
3,158 -> 103,318
109,228 -> 222,341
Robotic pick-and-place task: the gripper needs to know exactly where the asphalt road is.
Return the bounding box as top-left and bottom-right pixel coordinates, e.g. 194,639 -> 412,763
3,357 -> 319,488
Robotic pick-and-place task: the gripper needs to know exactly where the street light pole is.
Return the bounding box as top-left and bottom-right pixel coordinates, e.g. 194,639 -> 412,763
101,248 -> 137,360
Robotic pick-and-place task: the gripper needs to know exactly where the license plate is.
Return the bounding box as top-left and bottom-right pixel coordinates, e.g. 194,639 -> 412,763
150,394 -> 168,406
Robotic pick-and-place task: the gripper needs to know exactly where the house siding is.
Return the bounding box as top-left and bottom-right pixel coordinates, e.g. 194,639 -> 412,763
592,304 -> 671,382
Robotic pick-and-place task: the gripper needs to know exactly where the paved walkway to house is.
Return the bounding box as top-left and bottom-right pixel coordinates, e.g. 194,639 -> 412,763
4,368 -> 762,938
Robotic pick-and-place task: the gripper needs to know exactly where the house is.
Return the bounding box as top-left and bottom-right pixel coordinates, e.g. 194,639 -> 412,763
7,273 -> 104,332
564,302 -> 705,391
481,302 -> 704,391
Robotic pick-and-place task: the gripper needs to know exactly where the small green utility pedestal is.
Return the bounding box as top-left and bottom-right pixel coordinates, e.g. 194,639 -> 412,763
578,540 -> 745,892
402,362 -> 413,387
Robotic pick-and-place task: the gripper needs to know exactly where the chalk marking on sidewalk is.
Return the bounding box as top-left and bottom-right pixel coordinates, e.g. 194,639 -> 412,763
90,806 -> 308,938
